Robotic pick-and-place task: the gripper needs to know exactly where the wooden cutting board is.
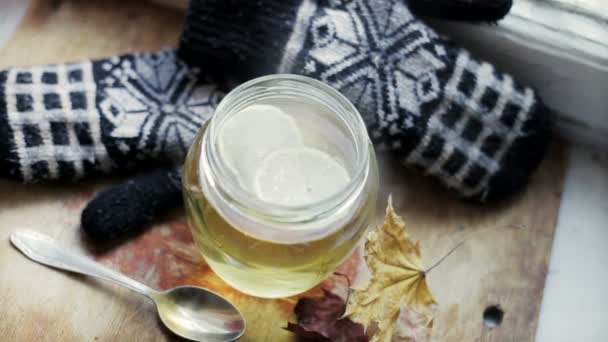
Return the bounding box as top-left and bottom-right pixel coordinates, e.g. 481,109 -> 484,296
0,1 -> 568,341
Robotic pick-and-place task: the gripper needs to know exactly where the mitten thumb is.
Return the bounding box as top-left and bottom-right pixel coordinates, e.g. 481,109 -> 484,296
81,167 -> 182,241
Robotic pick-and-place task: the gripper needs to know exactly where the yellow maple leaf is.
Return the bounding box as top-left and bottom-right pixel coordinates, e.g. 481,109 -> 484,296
345,198 -> 436,342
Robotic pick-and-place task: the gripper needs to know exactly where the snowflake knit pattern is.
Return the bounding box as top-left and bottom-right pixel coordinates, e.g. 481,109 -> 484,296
179,0 -> 551,201
0,50 -> 223,181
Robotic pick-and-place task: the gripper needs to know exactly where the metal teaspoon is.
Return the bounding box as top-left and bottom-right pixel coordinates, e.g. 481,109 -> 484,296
10,230 -> 245,342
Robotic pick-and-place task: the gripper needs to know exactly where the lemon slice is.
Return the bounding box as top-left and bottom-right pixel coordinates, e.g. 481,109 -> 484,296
254,147 -> 351,207
217,104 -> 304,190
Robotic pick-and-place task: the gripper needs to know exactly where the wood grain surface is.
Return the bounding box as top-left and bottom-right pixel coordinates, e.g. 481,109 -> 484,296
0,1 -> 568,341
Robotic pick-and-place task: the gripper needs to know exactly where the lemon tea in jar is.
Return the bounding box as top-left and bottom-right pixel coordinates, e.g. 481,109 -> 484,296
183,75 -> 378,298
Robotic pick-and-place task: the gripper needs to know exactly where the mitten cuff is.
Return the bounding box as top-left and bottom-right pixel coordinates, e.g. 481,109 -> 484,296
483,99 -> 552,202
0,70 -> 21,180
179,0 -> 303,79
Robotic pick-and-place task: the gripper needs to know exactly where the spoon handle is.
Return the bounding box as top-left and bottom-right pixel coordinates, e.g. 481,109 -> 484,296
10,229 -> 155,299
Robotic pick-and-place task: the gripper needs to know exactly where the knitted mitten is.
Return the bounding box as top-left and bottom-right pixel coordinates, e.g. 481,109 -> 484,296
179,0 -> 551,202
0,49 -> 224,182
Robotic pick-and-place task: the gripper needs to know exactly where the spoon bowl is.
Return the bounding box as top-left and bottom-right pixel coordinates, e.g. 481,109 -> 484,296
154,286 -> 245,342
10,229 -> 246,342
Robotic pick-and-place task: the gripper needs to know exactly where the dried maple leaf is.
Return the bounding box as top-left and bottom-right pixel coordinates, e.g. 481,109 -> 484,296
345,198 -> 436,342
286,288 -> 368,342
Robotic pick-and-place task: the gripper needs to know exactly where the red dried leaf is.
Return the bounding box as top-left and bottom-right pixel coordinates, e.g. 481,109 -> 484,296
286,288 -> 368,342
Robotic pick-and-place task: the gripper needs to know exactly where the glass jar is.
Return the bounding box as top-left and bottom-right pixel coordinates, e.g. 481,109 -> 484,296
182,74 -> 378,298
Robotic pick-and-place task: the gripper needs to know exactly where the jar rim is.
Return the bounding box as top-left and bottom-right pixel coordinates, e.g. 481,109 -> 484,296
204,74 -> 371,223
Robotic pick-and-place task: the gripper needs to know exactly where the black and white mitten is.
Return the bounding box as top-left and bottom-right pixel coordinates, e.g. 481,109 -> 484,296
179,0 -> 551,202
0,50 -> 224,240
0,50 -> 223,182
